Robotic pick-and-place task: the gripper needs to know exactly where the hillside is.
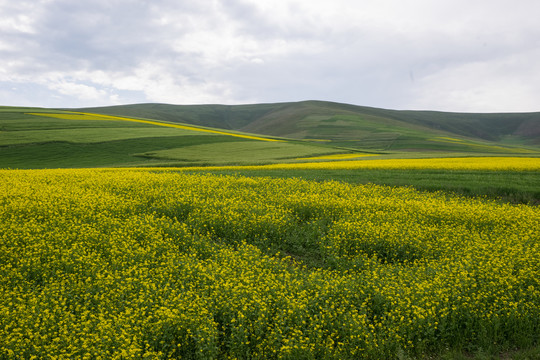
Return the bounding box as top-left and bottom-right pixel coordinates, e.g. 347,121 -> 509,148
0,107 -> 347,169
80,100 -> 540,152
1,102 -> 539,170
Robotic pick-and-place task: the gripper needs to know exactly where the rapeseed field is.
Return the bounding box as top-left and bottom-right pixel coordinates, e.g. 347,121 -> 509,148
0,169 -> 538,359
182,156 -> 540,171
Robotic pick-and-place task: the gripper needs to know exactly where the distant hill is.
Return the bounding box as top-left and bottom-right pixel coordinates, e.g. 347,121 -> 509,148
79,101 -> 540,153
1,102 -> 539,170
0,106 -> 350,169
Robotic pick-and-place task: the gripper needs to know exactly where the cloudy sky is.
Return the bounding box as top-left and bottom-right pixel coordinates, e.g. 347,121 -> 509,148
1,0 -> 539,112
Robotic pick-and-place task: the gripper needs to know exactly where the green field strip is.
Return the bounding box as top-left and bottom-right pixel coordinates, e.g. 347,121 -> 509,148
0,135 -> 246,169
0,127 -> 213,146
138,140 -> 346,164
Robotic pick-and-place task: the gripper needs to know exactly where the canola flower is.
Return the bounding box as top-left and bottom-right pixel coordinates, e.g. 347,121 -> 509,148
0,169 -> 538,359
180,156 -> 540,171
27,112 -> 282,142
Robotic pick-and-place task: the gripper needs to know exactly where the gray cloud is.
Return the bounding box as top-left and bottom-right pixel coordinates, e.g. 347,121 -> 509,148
1,0 -> 539,111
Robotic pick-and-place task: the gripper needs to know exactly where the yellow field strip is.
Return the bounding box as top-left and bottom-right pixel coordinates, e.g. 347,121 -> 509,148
27,112 -> 282,142
176,156 -> 540,171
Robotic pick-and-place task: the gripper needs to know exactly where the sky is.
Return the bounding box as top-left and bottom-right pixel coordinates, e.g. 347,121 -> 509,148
1,0 -> 539,112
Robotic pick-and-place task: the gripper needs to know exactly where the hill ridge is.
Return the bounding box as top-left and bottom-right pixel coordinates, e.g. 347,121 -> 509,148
78,100 -> 540,152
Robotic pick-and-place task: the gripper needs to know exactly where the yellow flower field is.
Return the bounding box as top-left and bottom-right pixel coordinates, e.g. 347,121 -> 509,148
182,156 -> 540,171
0,169 -> 538,359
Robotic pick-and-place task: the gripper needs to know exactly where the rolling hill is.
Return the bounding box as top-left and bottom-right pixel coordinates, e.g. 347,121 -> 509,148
79,100 -> 540,153
0,107 -> 346,169
1,101 -> 539,170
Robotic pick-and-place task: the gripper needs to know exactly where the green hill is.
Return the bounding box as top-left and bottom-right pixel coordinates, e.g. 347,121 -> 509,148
1,101 -> 539,170
0,107 -> 346,169
79,100 -> 540,153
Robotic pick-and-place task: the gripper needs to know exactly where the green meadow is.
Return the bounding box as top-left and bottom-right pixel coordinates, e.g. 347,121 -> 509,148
0,108 -> 346,168
2,103 -> 540,169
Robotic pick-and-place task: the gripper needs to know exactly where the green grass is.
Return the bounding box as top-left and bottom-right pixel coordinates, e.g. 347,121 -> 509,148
435,346 -> 540,360
77,102 -> 288,130
0,135 -> 245,168
139,140 -> 345,165
0,108 -> 345,168
0,127 -> 209,146
0,113 -> 155,131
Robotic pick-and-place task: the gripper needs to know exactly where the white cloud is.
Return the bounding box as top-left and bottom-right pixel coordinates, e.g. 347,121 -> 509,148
48,81 -> 105,100
0,0 -> 539,111
409,47 -> 540,112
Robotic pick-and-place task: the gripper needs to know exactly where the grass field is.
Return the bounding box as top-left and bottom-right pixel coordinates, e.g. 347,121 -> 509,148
138,140 -> 348,165
1,103 -> 539,359
2,105 -> 538,170
0,108 -> 345,168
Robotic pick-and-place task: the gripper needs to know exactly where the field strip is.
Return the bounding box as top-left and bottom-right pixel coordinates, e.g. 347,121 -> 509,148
295,154 -> 376,160
26,112 -> 282,142
430,136 -> 537,154
174,156 -> 540,171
